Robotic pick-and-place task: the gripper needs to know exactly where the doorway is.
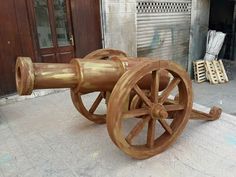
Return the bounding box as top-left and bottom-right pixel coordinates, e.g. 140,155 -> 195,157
0,0 -> 102,96
31,0 -> 75,63
209,0 -> 236,61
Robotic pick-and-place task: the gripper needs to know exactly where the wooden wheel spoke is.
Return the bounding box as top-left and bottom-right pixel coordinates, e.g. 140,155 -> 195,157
126,117 -> 150,144
164,98 -> 178,105
164,104 -> 185,112
134,85 -> 152,107
147,119 -> 156,148
159,78 -> 181,104
158,119 -> 173,135
151,70 -> 159,103
122,108 -> 149,119
89,92 -> 103,113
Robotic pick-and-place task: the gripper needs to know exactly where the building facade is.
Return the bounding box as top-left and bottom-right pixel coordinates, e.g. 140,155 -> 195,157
101,0 -> 236,74
0,0 -> 235,96
0,0 -> 102,96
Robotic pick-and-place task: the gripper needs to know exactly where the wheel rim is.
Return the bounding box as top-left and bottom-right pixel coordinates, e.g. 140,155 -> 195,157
71,91 -> 107,124
71,49 -> 127,124
84,48 -> 127,60
107,60 -> 193,159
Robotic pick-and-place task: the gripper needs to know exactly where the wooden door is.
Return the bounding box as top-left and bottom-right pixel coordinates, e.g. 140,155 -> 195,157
0,0 -> 24,96
71,0 -> 102,57
0,0 -> 102,96
31,0 -> 75,63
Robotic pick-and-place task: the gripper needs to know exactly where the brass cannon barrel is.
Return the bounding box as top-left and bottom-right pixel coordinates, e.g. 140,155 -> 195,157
15,57 -> 170,95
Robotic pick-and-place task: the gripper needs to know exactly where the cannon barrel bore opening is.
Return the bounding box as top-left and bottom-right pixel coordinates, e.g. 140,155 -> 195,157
16,57 -> 35,95
16,57 -> 78,95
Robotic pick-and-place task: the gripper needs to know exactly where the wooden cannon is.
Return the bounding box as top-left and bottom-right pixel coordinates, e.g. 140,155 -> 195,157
15,49 -> 222,159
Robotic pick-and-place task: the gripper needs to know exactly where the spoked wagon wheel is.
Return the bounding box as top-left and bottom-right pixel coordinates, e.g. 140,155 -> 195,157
71,49 -> 127,124
84,48 -> 127,60
107,60 -> 193,159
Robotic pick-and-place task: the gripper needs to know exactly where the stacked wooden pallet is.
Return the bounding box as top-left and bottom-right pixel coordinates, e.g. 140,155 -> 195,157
193,59 -> 229,84
205,60 -> 229,84
193,60 -> 207,83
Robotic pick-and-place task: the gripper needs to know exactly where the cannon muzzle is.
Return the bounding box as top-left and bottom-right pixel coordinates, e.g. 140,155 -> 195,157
16,57 -> 78,95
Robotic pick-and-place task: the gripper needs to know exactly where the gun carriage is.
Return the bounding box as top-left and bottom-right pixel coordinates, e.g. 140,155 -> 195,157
16,49 -> 222,159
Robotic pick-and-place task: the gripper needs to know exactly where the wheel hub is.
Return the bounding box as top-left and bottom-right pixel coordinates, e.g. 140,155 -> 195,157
150,104 -> 168,119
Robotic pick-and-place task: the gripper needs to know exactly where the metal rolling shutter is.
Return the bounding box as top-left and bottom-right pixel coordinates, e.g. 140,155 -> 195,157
137,0 -> 192,68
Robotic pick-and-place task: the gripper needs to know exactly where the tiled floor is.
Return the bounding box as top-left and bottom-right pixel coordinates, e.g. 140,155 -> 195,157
0,91 -> 235,177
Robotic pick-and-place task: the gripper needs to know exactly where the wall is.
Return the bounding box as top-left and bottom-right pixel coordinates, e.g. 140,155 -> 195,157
136,0 -> 192,69
188,0 -> 210,75
102,0 -> 211,74
102,0 -> 211,75
101,0 -> 137,56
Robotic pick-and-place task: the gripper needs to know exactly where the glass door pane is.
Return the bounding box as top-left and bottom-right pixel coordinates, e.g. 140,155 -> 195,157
34,0 -> 53,48
54,0 -> 71,47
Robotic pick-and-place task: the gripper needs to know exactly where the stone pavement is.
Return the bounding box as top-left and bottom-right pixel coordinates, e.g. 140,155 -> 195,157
0,91 -> 236,177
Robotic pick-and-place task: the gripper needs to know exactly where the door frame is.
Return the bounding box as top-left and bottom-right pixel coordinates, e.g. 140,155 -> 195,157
26,0 -> 75,62
232,3 -> 236,60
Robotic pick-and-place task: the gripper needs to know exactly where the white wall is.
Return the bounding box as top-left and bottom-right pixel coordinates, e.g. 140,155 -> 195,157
101,0 -> 137,56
